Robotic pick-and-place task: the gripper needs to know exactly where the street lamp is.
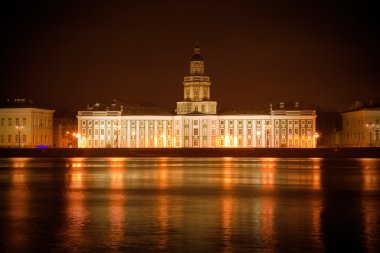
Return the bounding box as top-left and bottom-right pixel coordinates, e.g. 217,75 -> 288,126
116,124 -> 121,148
16,124 -> 24,148
314,132 -> 320,148
265,122 -> 271,148
366,122 -> 374,147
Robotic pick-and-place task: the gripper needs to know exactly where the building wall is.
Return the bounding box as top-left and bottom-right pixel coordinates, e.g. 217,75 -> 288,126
77,112 -> 317,148
342,109 -> 380,147
0,108 -> 54,148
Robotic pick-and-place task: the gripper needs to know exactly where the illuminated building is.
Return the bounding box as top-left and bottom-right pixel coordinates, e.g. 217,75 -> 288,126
0,99 -> 54,148
341,102 -> 380,147
77,46 -> 317,148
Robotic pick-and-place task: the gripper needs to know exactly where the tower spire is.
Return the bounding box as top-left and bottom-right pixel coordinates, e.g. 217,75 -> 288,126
190,45 -> 204,75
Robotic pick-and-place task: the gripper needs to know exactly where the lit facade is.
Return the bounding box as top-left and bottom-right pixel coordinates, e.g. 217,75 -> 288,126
342,105 -> 380,147
77,47 -> 317,148
0,101 -> 54,148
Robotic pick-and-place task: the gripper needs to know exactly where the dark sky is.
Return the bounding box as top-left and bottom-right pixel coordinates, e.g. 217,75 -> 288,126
1,0 -> 379,112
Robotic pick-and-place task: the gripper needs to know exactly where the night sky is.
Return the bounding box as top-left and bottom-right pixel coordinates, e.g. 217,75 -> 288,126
1,0 -> 379,112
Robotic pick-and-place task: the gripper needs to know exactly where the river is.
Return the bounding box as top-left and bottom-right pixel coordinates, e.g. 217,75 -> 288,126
0,157 -> 379,252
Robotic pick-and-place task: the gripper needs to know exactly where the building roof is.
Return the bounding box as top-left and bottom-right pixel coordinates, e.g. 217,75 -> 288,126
219,108 -> 267,115
342,101 -> 380,113
81,100 -> 173,116
0,98 -> 54,112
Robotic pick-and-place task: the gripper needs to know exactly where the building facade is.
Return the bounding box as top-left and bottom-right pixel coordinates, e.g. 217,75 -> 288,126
77,47 -> 317,148
0,99 -> 54,148
342,103 -> 380,147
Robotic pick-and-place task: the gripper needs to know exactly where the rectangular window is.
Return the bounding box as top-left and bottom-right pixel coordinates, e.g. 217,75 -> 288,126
220,128 -> 225,135
294,128 -> 299,135
95,140 -> 99,147
8,135 -> 12,143
194,128 -> 199,135
82,120 -> 86,126
229,128 -> 233,135
8,118 -> 11,126
288,128 -> 293,135
16,118 -> 20,126
194,120 -> 198,125
247,139 -> 252,146
101,129 -> 105,135
95,129 -> 99,135
1,118 -> 4,126
23,118 -> 26,126
82,128 -> 86,135
238,129 -> 243,135
247,129 -> 252,135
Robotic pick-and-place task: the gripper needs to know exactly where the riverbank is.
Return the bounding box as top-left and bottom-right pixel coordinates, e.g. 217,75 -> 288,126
0,147 -> 379,158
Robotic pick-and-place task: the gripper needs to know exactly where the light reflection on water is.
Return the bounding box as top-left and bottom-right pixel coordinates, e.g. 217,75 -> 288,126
0,157 -> 379,252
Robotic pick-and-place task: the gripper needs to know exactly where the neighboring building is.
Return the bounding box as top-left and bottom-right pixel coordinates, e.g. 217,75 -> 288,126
0,99 -> 54,148
341,101 -> 380,147
77,46 -> 317,148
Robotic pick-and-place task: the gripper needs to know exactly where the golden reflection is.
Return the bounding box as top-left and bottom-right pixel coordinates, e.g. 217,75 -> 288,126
64,168 -> 88,246
311,160 -> 321,190
261,197 -> 275,252
8,167 -> 29,248
222,158 -> 233,190
109,170 -> 126,246
158,194 -> 169,250
362,198 -> 379,252
360,159 -> 379,252
108,157 -> 128,168
360,159 -> 378,191
159,159 -> 169,189
221,195 -> 232,253
311,199 -> 324,251
260,160 -> 276,190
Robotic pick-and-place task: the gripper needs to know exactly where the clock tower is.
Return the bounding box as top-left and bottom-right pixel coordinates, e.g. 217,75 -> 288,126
176,45 -> 217,114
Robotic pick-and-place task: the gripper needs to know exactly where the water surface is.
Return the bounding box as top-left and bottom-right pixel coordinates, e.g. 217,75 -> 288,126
0,157 -> 379,252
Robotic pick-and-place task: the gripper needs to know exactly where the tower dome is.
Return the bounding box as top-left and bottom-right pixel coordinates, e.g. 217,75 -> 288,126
191,45 -> 203,61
